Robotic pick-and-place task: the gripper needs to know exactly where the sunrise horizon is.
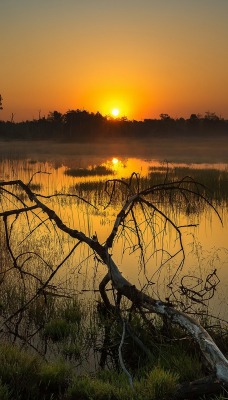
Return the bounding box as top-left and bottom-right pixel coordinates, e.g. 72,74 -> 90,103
1,1 -> 228,123
0,97 -> 227,123
1,104 -> 227,123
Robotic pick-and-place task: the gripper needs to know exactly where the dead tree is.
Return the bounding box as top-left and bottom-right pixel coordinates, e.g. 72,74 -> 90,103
0,174 -> 227,398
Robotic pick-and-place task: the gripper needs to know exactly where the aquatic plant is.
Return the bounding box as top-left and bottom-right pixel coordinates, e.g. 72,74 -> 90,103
0,172 -> 228,399
65,165 -> 114,177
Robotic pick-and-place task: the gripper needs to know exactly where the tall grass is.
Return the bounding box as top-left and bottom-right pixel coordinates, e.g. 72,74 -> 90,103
0,338 -> 226,400
65,165 -> 114,177
0,159 -> 228,399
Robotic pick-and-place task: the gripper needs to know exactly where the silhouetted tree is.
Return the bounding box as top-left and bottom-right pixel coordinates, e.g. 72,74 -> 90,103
47,110 -> 63,123
189,113 -> 199,121
0,106 -> 227,141
188,114 -> 201,129
159,113 -> 171,120
204,111 -> 220,121
0,94 -> 3,110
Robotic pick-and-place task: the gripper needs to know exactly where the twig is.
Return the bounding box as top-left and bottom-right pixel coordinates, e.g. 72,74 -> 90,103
118,318 -> 134,390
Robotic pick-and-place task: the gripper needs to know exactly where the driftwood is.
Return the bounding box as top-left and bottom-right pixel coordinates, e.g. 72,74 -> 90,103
0,176 -> 228,398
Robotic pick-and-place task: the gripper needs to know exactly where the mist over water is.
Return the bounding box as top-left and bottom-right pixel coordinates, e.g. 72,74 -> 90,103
0,136 -> 228,165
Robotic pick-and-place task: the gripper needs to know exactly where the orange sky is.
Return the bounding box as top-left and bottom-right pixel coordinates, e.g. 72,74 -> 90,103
1,0 -> 228,121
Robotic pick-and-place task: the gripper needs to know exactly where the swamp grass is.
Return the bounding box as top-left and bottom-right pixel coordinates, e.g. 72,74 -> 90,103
72,166 -> 228,209
0,165 -> 228,399
1,235 -> 227,398
65,165 -> 114,177
0,252 -> 227,399
0,302 -> 227,399
148,166 -> 228,204
0,340 -> 180,400
0,246 -> 227,399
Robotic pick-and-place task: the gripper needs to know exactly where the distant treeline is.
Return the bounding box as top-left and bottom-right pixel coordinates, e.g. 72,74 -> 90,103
0,110 -> 227,142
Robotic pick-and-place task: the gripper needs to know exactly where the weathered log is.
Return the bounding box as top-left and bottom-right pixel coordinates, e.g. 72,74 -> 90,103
102,252 -> 228,385
174,375 -> 228,399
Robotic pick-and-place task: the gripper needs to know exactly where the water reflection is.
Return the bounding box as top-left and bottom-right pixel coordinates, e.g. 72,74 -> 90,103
0,146 -> 227,319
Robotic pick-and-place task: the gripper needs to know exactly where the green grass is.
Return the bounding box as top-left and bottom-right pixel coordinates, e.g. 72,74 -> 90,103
42,298 -> 84,345
0,335 -> 226,400
59,298 -> 82,325
0,380 -> 12,400
0,342 -> 41,399
39,361 -> 72,396
62,343 -> 81,360
67,375 -> 118,400
43,318 -> 73,342
67,366 -> 179,400
136,366 -> 179,400
0,342 -> 72,399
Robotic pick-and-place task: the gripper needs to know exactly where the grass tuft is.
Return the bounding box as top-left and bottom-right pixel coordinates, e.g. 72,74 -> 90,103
67,376 -> 115,400
39,361 -> 72,395
136,365 -> 179,400
0,342 -> 41,399
43,318 -> 72,342
65,165 -> 113,177
0,380 -> 12,400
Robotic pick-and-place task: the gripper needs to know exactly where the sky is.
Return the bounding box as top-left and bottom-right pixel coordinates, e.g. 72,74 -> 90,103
1,0 -> 228,121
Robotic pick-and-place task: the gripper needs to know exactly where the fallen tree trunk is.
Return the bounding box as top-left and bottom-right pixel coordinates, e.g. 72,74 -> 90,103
174,375 -> 227,399
96,248 -> 228,387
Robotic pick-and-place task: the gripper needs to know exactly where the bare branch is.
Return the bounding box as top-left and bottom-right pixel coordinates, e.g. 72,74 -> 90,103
0,175 -> 227,388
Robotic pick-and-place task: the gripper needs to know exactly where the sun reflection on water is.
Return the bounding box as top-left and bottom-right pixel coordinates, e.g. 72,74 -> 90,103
104,157 -> 158,179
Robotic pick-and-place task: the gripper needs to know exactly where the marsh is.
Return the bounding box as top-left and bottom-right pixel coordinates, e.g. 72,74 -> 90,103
0,138 -> 227,320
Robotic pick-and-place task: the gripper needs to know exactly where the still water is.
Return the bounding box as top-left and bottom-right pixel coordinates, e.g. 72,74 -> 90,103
0,140 -> 227,320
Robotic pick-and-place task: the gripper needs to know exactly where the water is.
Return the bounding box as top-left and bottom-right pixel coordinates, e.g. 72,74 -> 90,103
0,140 -> 227,321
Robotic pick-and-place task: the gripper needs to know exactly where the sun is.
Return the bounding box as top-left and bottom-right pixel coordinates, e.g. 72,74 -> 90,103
111,108 -> 120,117
112,157 -> 119,165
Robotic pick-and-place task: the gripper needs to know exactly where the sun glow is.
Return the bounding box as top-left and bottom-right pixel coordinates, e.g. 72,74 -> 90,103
112,157 -> 119,165
111,108 -> 120,117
